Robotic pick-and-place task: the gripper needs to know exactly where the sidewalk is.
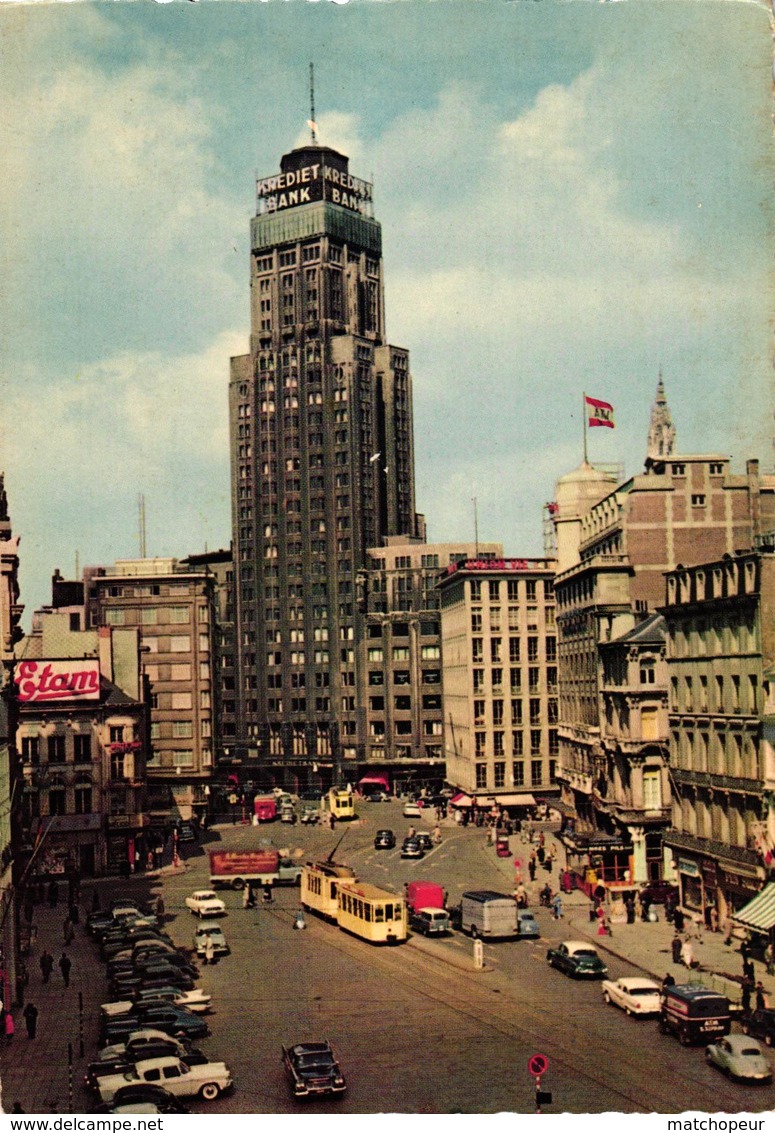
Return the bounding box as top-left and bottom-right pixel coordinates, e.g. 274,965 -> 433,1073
487,823 -> 775,1007
0,876 -> 165,1115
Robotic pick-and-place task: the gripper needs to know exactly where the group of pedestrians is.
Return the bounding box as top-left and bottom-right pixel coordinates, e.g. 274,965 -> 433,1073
38,949 -> 72,987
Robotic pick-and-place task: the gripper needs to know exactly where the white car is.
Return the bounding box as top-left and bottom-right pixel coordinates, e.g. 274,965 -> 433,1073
184,890 -> 227,918
98,1056 -> 233,1104
403,802 -> 422,818
602,977 -> 662,1016
101,987 -> 212,1016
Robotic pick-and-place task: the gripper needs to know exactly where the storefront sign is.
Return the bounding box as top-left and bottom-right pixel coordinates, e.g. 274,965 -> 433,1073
15,659 -> 100,703
446,559 -> 533,574
678,857 -> 700,877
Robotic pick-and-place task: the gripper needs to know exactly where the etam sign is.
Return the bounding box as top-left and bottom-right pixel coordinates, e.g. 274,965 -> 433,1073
15,660 -> 101,704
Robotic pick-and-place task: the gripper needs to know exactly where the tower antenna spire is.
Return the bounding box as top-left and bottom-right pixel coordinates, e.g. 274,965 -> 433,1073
309,62 -> 317,144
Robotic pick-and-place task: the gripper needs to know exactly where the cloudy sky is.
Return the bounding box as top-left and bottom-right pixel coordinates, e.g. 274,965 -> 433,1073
1,0 -> 772,620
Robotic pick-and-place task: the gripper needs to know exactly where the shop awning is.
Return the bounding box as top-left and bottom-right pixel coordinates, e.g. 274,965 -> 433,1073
477,793 -> 536,808
732,883 -> 775,932
449,792 -> 473,808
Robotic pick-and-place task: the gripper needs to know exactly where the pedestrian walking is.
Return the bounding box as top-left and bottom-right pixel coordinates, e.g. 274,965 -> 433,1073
328,812 -> 336,831
625,897 -> 635,925
5,1011 -> 15,1045
23,1003 -> 38,1039
673,906 -> 685,933
681,936 -> 694,969
671,933 -> 683,965
756,981 -> 768,1011
662,972 -> 675,994
39,950 -> 53,984
63,916 -> 74,945
528,854 -> 536,883
741,979 -> 752,1014
765,942 -> 775,976
204,935 -> 215,966
743,957 -> 755,984
552,893 -> 563,920
58,952 -> 72,988
536,845 -> 545,865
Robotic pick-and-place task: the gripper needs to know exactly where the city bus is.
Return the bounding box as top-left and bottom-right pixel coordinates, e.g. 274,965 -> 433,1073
328,788 -> 355,820
301,859 -> 358,920
336,882 -> 407,945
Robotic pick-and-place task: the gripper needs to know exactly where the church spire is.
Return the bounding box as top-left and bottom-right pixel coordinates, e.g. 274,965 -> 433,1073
646,369 -> 676,464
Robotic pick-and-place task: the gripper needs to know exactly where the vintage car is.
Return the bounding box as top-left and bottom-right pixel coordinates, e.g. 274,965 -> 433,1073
601,977 -> 662,1016
131,986 -> 212,1015
98,1056 -> 232,1104
705,1035 -> 772,1083
193,922 -> 230,958
184,890 -> 227,918
516,911 -> 540,940
281,1040 -> 347,1098
402,802 -> 422,818
408,908 -> 451,937
400,837 -> 425,860
546,941 -> 608,979
741,1008 -> 775,1046
374,829 -> 396,850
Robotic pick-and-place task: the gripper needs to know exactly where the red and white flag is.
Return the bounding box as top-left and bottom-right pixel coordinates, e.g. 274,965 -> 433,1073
585,395 -> 615,429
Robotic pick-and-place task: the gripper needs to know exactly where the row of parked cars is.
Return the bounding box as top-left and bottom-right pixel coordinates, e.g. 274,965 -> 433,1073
544,938 -> 774,1085
84,896 -> 234,1113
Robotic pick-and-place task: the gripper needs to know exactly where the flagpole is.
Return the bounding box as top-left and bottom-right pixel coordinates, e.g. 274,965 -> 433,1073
582,390 -> 588,463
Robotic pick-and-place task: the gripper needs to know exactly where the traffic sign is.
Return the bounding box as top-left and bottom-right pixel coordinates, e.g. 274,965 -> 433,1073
527,1053 -> 549,1077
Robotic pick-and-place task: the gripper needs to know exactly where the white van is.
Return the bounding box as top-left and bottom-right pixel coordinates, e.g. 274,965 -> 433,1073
459,891 -> 519,939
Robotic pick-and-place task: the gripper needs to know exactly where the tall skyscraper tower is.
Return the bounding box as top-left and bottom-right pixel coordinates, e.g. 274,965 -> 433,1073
229,139 -> 419,788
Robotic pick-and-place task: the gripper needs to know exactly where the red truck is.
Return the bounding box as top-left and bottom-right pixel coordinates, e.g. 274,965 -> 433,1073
404,880 -> 450,937
253,795 -> 278,822
209,850 -> 302,890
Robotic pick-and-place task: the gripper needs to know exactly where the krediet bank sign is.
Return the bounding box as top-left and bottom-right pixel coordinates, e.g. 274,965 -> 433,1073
256,161 -> 373,216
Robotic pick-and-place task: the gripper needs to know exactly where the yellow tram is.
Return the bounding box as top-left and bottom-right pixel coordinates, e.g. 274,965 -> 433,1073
301,859 -> 358,920
328,788 -> 355,820
336,882 -> 407,945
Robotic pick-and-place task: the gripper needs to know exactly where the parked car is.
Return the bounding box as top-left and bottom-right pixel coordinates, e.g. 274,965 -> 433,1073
281,1040 -> 347,1098
132,986 -> 212,1015
98,1056 -> 232,1104
366,791 -> 388,803
705,1035 -> 772,1083
280,803 -> 297,824
100,1031 -> 192,1062
185,891 -> 227,918
415,832 -> 433,852
107,1084 -> 191,1113
400,837 -> 425,860
741,1008 -> 775,1046
516,911 -> 540,939
84,1058 -> 134,1092
193,922 -> 230,959
601,977 -> 662,1016
408,908 -> 451,936
300,804 -> 320,825
100,1005 -> 209,1047
402,802 -> 422,818
374,829 -> 396,850
546,941 -> 608,979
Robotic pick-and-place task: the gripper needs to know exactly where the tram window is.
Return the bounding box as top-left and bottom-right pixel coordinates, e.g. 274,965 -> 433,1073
365,905 -> 372,922
384,904 -> 393,920
332,884 -> 337,898
375,907 -> 384,921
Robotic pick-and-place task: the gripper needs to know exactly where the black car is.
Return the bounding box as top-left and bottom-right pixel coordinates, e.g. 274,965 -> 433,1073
400,837 -> 425,859
93,1084 -> 190,1114
84,1058 -> 134,1092
110,968 -> 195,997
374,829 -> 396,850
742,1009 -> 775,1046
282,1040 -> 347,1098
415,832 -> 433,852
100,1005 -> 209,1046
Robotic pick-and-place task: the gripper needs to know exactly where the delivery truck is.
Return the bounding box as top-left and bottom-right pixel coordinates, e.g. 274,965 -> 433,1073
209,850 -> 302,890
454,890 -> 519,939
253,795 -> 278,822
